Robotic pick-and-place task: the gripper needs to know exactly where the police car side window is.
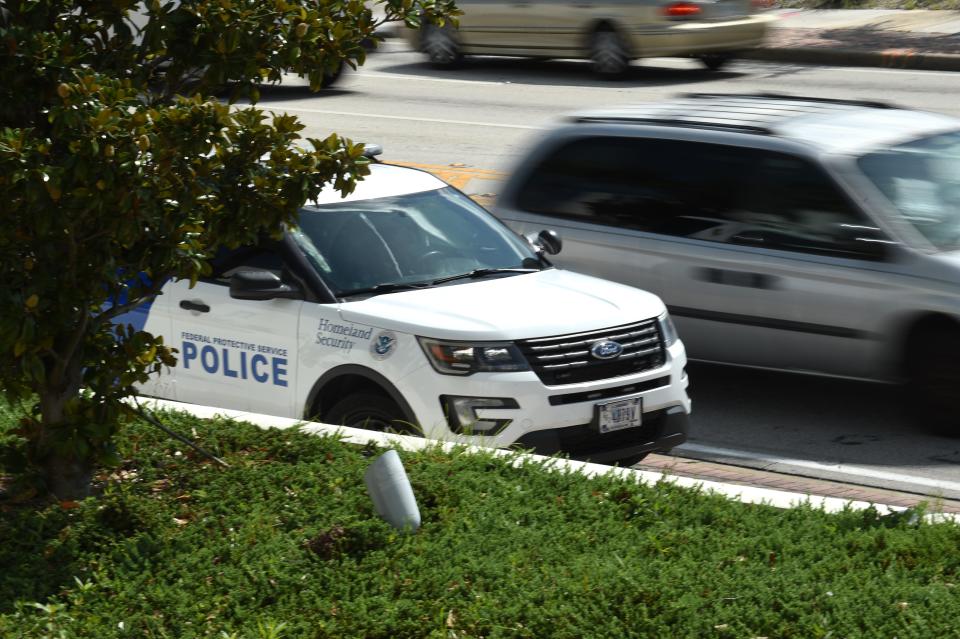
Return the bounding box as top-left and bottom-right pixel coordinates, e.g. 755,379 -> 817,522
515,136 -> 884,259
207,244 -> 285,285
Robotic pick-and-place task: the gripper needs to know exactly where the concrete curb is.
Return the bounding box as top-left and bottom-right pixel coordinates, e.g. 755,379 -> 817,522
139,397 -> 959,523
743,46 -> 960,71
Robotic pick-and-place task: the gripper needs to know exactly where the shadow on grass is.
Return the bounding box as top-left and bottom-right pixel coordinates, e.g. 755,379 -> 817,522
0,504 -> 81,612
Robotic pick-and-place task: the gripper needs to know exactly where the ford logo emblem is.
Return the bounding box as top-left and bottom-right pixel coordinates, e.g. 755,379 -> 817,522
590,340 -> 623,360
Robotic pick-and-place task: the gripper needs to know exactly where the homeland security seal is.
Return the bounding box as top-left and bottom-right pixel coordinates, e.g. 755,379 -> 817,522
370,330 -> 397,360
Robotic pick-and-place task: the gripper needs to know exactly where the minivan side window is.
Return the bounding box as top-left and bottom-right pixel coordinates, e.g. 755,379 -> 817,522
514,136 -> 887,259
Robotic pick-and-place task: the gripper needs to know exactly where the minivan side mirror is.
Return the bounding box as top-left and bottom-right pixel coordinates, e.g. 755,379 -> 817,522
527,229 -> 562,255
229,269 -> 301,301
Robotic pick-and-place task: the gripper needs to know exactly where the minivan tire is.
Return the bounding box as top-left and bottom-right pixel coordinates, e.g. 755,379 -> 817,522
907,329 -> 960,437
325,392 -> 418,434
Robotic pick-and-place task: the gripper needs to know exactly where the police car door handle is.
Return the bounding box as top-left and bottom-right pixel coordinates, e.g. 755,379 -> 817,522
179,300 -> 211,313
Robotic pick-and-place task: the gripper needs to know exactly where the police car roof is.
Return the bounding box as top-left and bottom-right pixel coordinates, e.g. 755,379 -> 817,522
309,163 -> 447,206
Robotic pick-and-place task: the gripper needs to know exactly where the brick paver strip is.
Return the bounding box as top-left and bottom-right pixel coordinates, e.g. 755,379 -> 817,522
639,454 -> 960,514
768,26 -> 960,55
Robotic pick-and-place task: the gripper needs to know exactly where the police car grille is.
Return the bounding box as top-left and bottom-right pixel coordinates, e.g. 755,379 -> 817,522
517,319 -> 665,385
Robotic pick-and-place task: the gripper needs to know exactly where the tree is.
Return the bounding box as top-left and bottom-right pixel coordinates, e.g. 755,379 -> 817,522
0,0 -> 457,500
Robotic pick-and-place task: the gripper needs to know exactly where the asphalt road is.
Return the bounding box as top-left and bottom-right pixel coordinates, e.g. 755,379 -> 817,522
254,42 -> 960,500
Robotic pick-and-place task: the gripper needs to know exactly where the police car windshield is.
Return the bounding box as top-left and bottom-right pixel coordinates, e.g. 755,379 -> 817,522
858,130 -> 960,251
292,187 -> 541,297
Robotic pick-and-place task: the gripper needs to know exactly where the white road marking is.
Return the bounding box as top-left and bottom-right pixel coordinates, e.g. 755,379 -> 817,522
257,106 -> 543,130
359,70 -> 520,86
678,442 -> 960,494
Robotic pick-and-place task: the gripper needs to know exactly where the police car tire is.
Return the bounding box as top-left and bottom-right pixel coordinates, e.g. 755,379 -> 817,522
325,393 -> 416,435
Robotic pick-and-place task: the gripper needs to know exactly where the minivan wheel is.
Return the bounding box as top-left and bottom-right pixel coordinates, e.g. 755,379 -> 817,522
906,330 -> 960,436
698,52 -> 733,71
590,29 -> 630,77
325,393 -> 418,435
422,24 -> 462,68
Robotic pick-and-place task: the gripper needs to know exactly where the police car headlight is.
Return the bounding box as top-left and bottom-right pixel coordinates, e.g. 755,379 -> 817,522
658,311 -> 679,348
418,338 -> 530,376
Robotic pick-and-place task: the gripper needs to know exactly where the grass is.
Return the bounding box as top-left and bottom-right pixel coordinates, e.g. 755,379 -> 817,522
1,406 -> 960,638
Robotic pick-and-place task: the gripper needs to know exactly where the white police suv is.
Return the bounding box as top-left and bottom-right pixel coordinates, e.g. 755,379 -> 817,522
128,161 -> 690,465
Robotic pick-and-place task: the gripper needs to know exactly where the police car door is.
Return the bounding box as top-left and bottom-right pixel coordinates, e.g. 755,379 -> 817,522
166,242 -> 300,417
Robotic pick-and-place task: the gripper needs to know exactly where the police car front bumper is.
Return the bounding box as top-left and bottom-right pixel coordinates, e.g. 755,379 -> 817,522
511,405 -> 688,464
402,340 -> 690,453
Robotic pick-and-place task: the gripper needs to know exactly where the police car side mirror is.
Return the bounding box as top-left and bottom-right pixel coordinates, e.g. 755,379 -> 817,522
229,269 -> 301,301
527,229 -> 562,256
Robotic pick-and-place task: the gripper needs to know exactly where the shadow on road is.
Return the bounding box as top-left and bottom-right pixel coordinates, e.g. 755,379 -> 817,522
685,361 -> 960,470
371,56 -> 746,88
251,85 -> 359,102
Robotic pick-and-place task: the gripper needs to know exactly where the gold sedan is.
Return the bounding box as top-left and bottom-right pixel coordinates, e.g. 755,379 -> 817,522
406,0 -> 773,75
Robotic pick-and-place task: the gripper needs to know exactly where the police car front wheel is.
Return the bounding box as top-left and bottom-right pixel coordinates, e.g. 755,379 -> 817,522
325,393 -> 419,436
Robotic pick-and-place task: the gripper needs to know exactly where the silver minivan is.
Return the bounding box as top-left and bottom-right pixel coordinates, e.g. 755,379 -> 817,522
494,93 -> 960,434
406,0 -> 772,75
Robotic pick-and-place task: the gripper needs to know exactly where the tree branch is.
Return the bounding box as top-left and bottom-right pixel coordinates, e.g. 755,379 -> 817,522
131,399 -> 229,468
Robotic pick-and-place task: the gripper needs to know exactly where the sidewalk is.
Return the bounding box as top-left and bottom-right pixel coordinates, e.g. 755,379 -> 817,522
638,453 -> 960,514
752,8 -> 960,70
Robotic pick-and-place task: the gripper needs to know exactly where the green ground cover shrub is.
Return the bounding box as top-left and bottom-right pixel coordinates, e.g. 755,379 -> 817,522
1,409 -> 959,638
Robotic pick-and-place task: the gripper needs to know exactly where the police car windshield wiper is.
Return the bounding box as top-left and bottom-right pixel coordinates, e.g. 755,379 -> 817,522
431,267 -> 539,285
337,281 -> 432,298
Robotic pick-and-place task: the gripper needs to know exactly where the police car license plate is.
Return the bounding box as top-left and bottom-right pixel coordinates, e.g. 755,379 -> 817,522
596,397 -> 643,434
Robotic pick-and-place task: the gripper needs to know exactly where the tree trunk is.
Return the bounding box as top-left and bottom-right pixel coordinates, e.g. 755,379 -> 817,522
37,366 -> 94,500
44,454 -> 94,501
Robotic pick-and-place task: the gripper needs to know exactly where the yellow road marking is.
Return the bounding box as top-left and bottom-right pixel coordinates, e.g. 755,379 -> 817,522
390,162 -> 507,191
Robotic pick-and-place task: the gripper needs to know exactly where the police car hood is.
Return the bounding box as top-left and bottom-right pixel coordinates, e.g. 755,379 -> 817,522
338,269 -> 665,341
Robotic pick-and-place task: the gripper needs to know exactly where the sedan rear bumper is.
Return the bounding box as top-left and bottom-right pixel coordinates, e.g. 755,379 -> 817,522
629,14 -> 774,57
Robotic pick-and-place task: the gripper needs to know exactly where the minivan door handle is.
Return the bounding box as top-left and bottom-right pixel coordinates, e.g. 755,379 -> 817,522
179,300 -> 211,313
694,267 -> 780,290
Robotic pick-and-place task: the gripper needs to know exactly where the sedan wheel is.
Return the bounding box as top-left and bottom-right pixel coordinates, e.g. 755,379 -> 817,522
590,30 -> 630,77
699,53 -> 733,71
422,25 -> 462,68
320,60 -> 344,88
